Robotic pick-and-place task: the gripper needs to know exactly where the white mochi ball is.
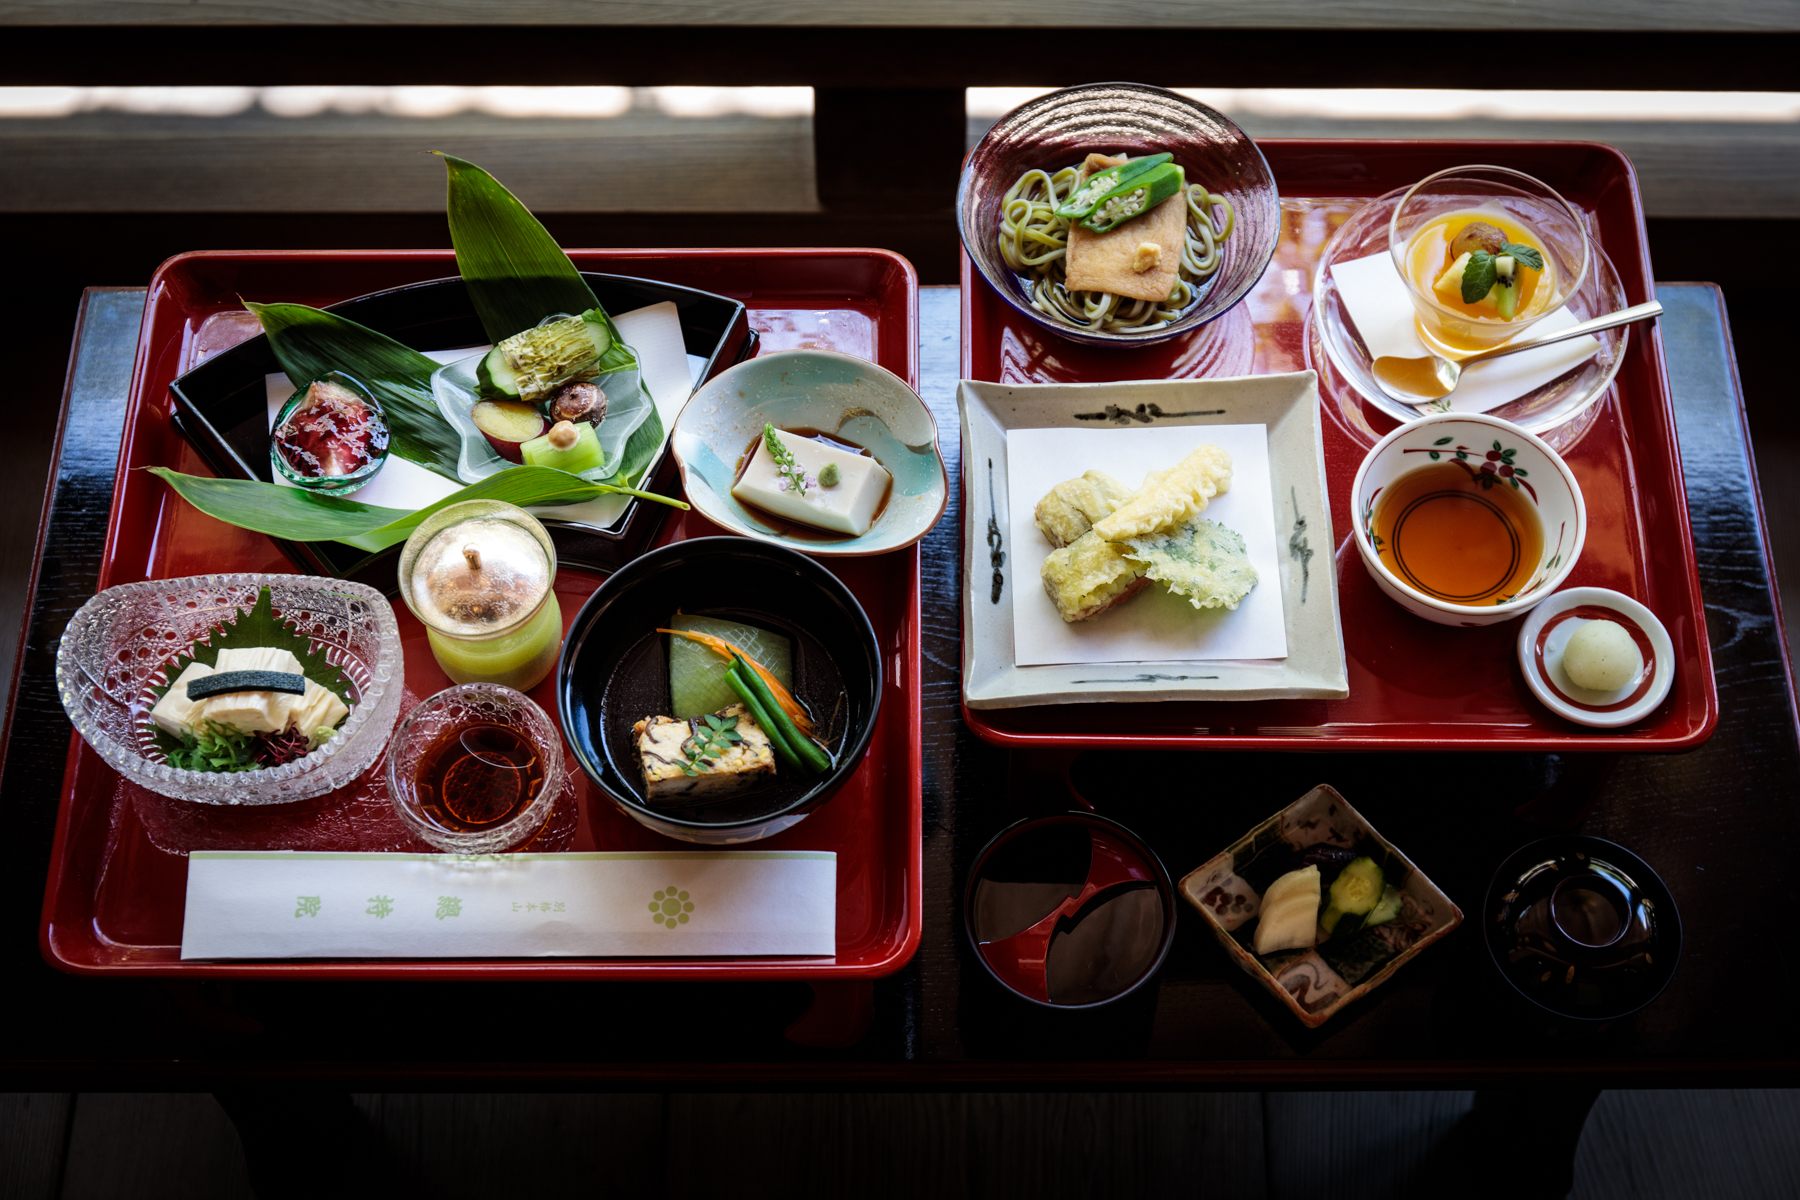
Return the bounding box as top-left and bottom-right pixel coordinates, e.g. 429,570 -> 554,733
1563,618 -> 1642,692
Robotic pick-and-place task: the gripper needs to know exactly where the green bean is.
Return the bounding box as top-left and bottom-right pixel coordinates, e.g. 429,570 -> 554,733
724,668 -> 803,772
730,654 -> 832,775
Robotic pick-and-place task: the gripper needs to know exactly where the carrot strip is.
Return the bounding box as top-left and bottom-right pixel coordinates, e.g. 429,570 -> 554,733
656,628 -> 816,734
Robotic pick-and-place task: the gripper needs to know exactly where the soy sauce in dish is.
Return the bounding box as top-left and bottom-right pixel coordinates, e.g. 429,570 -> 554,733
412,722 -> 547,832
731,427 -> 893,541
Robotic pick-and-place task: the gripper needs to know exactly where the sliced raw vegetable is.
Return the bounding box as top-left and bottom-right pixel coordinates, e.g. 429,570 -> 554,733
1365,885 -> 1404,929
1321,856 -> 1385,936
1253,865 -> 1321,956
728,654 -> 830,775
662,617 -> 801,728
1078,163 -> 1186,233
477,310 -> 614,405
1054,152 -> 1173,221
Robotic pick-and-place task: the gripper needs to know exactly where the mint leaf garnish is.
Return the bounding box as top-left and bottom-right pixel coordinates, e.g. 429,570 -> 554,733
1461,251 -> 1498,304
1501,242 -> 1544,271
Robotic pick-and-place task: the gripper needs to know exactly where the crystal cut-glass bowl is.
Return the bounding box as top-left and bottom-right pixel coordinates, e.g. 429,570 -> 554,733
55,574 -> 404,805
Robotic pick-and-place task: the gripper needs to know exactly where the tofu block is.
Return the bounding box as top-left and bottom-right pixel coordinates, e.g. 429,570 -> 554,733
149,661 -> 216,738
289,679 -> 351,740
633,703 -> 778,800
731,432 -> 893,536
197,647 -> 306,733
1064,184 -> 1188,303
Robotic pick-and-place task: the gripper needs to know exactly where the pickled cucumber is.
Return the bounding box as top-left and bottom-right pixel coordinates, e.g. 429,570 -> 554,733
1320,856 -> 1385,936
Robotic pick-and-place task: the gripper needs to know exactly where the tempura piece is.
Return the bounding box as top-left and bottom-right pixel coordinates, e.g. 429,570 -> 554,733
1092,445 -> 1233,542
1041,531 -> 1149,623
1121,517 -> 1258,611
1034,469 -> 1134,548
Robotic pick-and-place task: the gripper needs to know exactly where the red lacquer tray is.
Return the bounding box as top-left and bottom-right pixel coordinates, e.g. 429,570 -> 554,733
42,247 -> 924,978
961,140 -> 1716,751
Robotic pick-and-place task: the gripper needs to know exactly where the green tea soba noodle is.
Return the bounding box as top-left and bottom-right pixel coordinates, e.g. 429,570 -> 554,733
997,162 -> 1235,334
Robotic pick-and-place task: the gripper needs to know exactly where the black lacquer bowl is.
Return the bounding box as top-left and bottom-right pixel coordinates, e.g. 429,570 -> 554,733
558,537 -> 882,844
1484,835 -> 1682,1022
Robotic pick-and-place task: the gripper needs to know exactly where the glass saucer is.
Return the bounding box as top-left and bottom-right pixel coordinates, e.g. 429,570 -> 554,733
1306,185 -> 1630,451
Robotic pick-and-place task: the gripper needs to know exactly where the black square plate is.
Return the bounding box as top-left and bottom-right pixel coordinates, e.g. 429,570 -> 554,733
169,271 -> 755,589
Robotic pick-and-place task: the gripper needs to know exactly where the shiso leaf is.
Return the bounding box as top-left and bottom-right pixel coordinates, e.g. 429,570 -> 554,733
149,585 -> 353,707
246,301 -> 463,481
147,464 -> 686,553
1121,516 -> 1259,610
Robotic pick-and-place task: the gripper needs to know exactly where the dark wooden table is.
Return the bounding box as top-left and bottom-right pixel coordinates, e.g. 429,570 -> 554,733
2,283 -> 1795,1087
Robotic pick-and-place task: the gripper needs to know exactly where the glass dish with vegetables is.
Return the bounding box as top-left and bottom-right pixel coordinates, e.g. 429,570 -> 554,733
1179,784 -> 1462,1028
55,574 -> 404,805
558,537 -> 883,844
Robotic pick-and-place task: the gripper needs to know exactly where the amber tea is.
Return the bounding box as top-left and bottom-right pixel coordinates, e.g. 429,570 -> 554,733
1372,461 -> 1543,605
412,722 -> 547,832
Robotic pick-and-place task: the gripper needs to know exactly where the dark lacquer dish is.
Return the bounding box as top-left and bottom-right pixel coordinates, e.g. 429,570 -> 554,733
558,537 -> 883,845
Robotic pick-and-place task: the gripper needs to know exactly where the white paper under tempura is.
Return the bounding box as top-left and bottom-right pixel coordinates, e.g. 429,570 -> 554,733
1330,252 -> 1597,414
181,850 -> 837,959
1007,424 -> 1288,667
264,300 -> 701,527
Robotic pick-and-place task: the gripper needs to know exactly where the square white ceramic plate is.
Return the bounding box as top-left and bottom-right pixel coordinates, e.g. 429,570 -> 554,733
958,371 -> 1348,709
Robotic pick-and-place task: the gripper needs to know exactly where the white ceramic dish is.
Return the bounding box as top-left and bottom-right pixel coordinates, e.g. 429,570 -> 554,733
670,349 -> 948,557
1351,411 -> 1585,628
958,371 -> 1346,709
1515,587 -> 1675,728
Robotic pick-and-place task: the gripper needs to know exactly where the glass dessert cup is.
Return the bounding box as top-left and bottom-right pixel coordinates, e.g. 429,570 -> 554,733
269,371 -> 391,497
386,683 -> 564,853
398,499 -> 564,692
1388,165 -> 1590,360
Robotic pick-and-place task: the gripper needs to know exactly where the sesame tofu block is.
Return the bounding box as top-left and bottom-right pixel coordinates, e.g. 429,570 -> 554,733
1064,179 -> 1189,303
633,703 -> 777,800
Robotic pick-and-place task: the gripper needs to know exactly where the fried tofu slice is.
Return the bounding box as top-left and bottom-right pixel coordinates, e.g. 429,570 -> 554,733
634,703 -> 776,800
1092,445 -> 1234,543
1034,469 -> 1135,548
1064,151 -> 1188,303
1041,531 -> 1150,623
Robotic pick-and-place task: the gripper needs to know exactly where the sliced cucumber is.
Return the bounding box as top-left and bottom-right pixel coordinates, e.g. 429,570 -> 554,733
1321,856 -> 1385,936
1365,884 -> 1404,929
477,308 -> 614,405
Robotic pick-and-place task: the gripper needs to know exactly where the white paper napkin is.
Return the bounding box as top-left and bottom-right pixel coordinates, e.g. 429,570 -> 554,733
181,850 -> 836,959
264,301 -> 703,527
1330,252 -> 1596,413
1006,424 -> 1288,667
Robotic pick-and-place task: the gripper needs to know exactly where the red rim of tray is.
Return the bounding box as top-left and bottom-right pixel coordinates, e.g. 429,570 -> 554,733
960,139 -> 1716,752
41,247 -> 925,979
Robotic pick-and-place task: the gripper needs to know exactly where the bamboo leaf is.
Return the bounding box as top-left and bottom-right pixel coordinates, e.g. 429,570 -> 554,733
439,151 -> 599,342
148,465 -> 686,554
247,301 -> 463,481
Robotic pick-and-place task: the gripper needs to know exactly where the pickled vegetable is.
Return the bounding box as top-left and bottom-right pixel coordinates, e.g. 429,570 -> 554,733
1253,865 -> 1321,956
1321,856 -> 1385,936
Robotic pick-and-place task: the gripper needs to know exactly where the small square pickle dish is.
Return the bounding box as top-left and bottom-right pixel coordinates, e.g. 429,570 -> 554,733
1180,784 -> 1462,1028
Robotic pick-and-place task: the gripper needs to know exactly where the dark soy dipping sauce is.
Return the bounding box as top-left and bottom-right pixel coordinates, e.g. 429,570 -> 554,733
412,723 -> 547,832
598,609 -> 849,824
732,427 -> 894,542
971,823 -> 1167,1006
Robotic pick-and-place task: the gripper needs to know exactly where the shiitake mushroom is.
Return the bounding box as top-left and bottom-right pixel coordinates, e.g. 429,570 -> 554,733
546,380 -> 605,425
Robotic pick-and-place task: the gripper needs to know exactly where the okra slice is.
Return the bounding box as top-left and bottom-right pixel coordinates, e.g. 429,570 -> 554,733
1077,163 -> 1186,233
1053,152 -> 1173,221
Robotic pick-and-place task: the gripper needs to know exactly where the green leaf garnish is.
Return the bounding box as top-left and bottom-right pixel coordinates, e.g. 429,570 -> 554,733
1461,251 -> 1498,303
147,464 -> 685,554
679,712 -> 743,776
149,585 -> 353,706
1500,242 -> 1544,271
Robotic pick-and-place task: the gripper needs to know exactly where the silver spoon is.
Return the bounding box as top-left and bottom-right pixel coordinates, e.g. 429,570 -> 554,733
1371,300 -> 1664,407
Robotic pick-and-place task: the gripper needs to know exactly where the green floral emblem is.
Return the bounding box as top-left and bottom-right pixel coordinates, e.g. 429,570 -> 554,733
649,886 -> 695,929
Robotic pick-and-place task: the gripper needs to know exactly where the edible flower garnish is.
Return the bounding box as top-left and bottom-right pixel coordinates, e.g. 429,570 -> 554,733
763,424 -> 813,495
